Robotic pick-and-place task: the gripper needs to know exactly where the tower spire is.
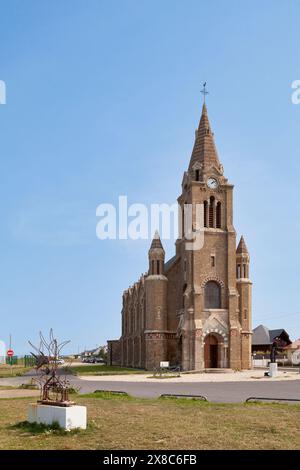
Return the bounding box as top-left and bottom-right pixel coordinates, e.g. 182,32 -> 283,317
188,98 -> 221,174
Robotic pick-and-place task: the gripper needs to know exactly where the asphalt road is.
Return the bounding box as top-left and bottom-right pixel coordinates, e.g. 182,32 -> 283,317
1,371 -> 300,403
70,377 -> 300,402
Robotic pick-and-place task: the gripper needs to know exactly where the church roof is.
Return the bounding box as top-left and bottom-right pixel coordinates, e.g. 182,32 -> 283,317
188,103 -> 220,171
149,231 -> 164,250
164,255 -> 177,271
236,236 -> 249,254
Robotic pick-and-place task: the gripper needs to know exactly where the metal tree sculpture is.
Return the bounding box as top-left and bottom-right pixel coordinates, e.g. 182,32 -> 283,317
29,329 -> 74,407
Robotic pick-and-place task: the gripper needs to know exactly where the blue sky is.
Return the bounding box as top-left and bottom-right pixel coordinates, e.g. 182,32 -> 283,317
0,0 -> 300,354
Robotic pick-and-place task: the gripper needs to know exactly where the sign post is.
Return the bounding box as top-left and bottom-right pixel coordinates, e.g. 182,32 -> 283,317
7,349 -> 14,375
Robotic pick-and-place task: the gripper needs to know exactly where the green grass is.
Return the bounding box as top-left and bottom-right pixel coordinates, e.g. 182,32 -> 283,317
81,391 -> 131,400
18,383 -> 39,390
10,420 -> 81,436
0,392 -> 299,449
67,365 -> 147,376
0,365 -> 31,378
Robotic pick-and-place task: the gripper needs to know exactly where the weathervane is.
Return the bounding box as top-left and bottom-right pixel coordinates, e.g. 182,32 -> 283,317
201,82 -> 209,103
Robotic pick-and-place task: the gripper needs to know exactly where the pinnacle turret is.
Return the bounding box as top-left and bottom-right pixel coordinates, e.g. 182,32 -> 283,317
149,230 -> 164,251
236,236 -> 249,255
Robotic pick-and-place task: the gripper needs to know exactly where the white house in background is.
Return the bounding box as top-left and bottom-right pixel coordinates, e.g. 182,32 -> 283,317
285,339 -> 300,365
0,340 -> 6,364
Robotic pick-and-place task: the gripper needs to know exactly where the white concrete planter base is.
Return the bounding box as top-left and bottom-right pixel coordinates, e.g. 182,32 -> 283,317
269,362 -> 278,377
28,403 -> 87,431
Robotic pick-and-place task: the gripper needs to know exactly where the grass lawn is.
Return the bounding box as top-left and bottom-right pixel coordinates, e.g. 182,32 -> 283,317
67,365 -> 147,376
0,393 -> 299,450
0,365 -> 30,378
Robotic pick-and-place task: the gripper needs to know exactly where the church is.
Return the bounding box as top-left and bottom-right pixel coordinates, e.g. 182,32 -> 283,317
107,100 -> 252,371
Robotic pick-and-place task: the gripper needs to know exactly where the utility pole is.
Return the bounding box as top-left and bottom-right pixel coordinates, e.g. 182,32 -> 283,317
9,333 -> 12,375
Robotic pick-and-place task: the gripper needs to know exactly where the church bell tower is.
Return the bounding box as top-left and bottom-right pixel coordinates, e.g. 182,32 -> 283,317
177,92 -> 252,370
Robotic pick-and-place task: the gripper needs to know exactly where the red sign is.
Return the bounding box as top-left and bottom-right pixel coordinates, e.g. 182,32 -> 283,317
7,349 -> 14,357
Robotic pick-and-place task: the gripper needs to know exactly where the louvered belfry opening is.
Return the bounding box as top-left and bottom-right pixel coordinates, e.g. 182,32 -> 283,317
209,196 -> 215,227
216,201 -> 221,228
204,200 -> 208,227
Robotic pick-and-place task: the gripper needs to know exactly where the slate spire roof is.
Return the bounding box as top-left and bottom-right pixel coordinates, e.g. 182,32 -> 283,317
188,103 -> 220,171
236,236 -> 249,254
149,230 -> 164,250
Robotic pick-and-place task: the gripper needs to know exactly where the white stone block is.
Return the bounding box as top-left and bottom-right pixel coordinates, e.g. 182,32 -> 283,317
28,404 -> 87,431
269,362 -> 278,377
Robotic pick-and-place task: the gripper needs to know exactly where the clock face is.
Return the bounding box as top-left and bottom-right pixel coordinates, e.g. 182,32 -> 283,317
207,177 -> 218,189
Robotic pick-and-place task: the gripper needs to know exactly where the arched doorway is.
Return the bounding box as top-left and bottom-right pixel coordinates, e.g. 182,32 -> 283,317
204,334 -> 219,368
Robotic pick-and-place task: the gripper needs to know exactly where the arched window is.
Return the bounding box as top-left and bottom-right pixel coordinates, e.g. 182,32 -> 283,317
204,201 -> 208,227
195,169 -> 200,181
151,260 -> 155,275
216,202 -> 221,228
157,260 -> 160,275
204,281 -> 221,309
209,196 -> 215,228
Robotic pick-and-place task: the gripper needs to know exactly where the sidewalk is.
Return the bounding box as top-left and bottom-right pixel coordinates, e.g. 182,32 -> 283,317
78,369 -> 300,383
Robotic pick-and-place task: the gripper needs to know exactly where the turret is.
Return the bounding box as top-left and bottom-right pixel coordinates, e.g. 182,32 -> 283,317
145,232 -> 168,369
148,230 -> 165,275
236,235 -> 252,369
236,236 -> 250,280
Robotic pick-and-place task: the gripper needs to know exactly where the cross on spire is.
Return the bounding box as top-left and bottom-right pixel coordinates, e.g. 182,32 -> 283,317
201,82 -> 209,103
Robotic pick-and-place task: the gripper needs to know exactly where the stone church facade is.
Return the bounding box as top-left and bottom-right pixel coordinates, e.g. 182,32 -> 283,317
107,102 -> 252,371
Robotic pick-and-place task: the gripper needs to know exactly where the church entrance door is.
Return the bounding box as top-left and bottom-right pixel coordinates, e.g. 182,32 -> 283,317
204,334 -> 219,368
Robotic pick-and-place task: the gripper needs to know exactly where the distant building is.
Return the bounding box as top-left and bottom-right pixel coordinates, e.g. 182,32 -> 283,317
285,339 -> 300,365
80,346 -> 106,364
252,324 -> 292,356
80,345 -> 107,359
